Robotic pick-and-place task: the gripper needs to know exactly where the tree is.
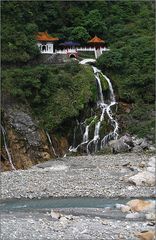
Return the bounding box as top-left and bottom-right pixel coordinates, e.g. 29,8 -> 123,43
1,2 -> 39,64
70,26 -> 90,42
84,10 -> 107,37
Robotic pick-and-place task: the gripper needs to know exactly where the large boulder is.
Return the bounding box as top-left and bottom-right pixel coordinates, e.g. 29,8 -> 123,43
134,231 -> 155,240
128,171 -> 155,186
132,136 -> 151,151
128,156 -> 155,186
109,134 -> 133,153
126,199 -> 155,213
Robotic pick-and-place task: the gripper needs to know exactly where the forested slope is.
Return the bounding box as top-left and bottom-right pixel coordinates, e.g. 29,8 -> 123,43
2,0 -> 155,139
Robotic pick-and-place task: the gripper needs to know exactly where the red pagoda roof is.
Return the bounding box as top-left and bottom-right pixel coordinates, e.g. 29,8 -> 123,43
36,32 -> 59,41
88,36 -> 105,43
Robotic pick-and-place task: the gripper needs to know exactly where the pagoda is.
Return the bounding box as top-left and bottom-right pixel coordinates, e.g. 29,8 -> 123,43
36,32 -> 59,53
88,36 -> 105,49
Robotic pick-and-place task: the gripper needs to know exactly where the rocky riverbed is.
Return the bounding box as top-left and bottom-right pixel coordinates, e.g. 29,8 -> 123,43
1,153 -> 156,239
1,153 -> 155,199
1,209 -> 155,240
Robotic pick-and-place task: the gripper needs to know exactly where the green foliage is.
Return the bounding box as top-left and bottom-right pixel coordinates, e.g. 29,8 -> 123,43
2,63 -> 95,130
78,52 -> 95,59
127,119 -> 155,139
84,10 -> 107,37
63,61 -> 81,74
85,116 -> 98,126
97,35 -> 155,104
1,2 -> 40,64
70,26 -> 90,42
99,73 -> 109,91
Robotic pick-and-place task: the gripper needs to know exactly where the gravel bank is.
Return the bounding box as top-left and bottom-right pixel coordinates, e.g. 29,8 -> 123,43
1,153 -> 155,199
1,210 -> 155,240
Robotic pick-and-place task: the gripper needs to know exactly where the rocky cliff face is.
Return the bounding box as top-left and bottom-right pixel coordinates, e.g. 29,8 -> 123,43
1,94 -> 69,171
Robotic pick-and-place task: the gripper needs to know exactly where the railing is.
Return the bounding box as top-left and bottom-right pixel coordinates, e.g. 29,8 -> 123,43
56,47 -> 110,54
77,47 -> 95,51
40,47 -> 110,56
40,50 -> 54,54
56,49 -> 76,54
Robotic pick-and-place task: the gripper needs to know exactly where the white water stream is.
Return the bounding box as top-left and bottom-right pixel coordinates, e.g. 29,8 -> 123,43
69,59 -> 119,154
1,124 -> 16,170
69,116 -> 96,152
46,131 -> 57,157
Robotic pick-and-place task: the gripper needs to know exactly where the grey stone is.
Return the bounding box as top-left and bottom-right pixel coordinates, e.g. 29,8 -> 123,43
145,213 -> 156,220
10,111 -> 41,147
50,210 -> 61,219
115,204 -> 126,209
121,205 -> 131,213
120,134 -> 134,147
125,212 -> 140,219
140,139 -> 149,149
148,156 -> 155,167
128,171 -> 155,186
147,166 -> 155,173
149,146 -> 156,152
109,136 -> 132,154
133,138 -> 144,145
132,145 -> 143,153
139,161 -> 146,168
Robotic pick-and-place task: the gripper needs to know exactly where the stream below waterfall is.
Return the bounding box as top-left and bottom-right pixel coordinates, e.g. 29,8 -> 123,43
0,197 -> 153,213
1,197 -> 154,223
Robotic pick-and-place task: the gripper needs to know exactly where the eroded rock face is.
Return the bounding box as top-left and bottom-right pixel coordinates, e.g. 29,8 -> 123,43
1,95 -> 53,170
1,111 -> 53,169
1,94 -> 71,171
9,111 -> 41,147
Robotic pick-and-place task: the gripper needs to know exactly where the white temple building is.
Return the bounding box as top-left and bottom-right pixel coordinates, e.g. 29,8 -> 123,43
36,32 -> 109,58
36,32 -> 59,54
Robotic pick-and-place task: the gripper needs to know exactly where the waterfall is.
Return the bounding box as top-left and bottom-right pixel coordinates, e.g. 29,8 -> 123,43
83,125 -> 89,142
1,124 -> 16,170
69,59 -> 119,154
69,116 -> 96,153
101,73 -> 115,103
69,124 -> 90,153
45,131 -> 57,157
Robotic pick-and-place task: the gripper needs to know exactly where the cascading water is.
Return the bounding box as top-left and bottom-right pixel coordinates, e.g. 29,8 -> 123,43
1,124 -> 16,170
69,116 -> 96,152
69,59 -> 119,154
45,131 -> 57,157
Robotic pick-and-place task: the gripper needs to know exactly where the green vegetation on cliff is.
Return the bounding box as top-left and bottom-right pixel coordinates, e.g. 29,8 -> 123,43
2,62 -> 96,130
96,2 -> 155,138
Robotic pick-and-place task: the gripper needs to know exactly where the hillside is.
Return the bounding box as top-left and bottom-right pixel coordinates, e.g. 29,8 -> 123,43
1,1 -> 155,170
